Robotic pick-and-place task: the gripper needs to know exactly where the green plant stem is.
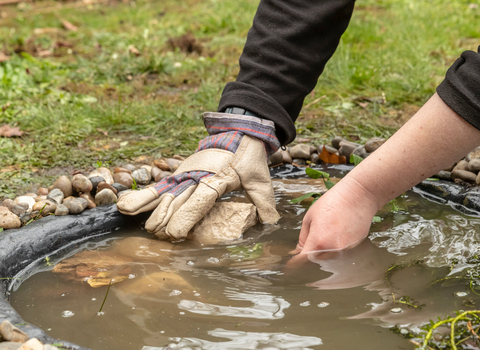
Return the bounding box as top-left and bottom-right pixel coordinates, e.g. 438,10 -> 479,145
98,280 -> 112,314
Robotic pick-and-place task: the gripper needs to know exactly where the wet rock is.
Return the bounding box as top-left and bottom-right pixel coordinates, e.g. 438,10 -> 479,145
154,171 -> 172,182
1,199 -> 14,211
122,164 -> 137,172
13,196 -> 35,211
63,197 -> 88,214
47,188 -> 64,205
111,183 -> 129,193
72,174 -> 93,193
173,155 -> 185,161
434,170 -> 452,181
190,202 -> 257,244
0,320 -> 29,343
111,237 -> 174,261
417,180 -> 465,203
292,158 -> 307,166
281,150 -> 293,164
32,200 -> 57,216
338,141 -> 357,160
290,144 -> 311,159
88,167 -> 114,184
113,172 -> 133,189
132,168 -> 151,185
36,187 -> 49,196
133,155 -> 154,165
468,159 -> 480,174
49,175 -> 73,198
89,176 -> 106,193
453,160 -> 469,172
18,338 -> 43,350
0,206 -> 21,229
53,250 -> 132,288
34,196 -> 47,203
97,182 -> 118,195
114,166 -> 132,174
318,144 -> 338,154
153,158 -> 170,171
310,153 -> 320,164
11,203 -> 29,217
151,166 -> 162,180
95,189 -> 117,206
269,150 -> 284,166
451,169 -> 476,184
331,136 -> 347,149
141,165 -> 153,175
167,158 -> 181,172
352,146 -> 370,159
0,341 -> 23,350
117,189 -> 134,198
467,148 -> 480,162
24,193 -> 37,198
79,193 -> 96,209
55,204 -> 69,216
365,137 -> 386,153
19,213 -> 32,225
118,271 -> 194,296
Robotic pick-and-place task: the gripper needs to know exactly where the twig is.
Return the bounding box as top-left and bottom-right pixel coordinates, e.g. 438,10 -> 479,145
97,279 -> 112,314
303,95 -> 327,110
468,321 -> 480,341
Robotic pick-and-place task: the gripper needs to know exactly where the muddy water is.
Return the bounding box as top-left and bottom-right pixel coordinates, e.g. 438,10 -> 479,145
10,175 -> 480,350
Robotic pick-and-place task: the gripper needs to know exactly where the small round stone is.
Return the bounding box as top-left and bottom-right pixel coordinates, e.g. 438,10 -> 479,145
453,160 -> 469,172
290,144 -> 311,159
89,176 -> 106,193
97,182 -> 118,195
0,206 -> 21,229
364,137 -> 385,153
151,167 -> 162,180
11,203 -> 29,217
434,170 -> 452,181
63,197 -> 88,214
13,196 -> 36,211
72,174 -> 93,193
55,204 -> 69,216
114,167 -> 132,174
111,183 -> 129,193
467,148 -> 480,162
310,153 -> 320,164
132,168 -> 151,185
95,189 -> 117,207
33,200 -> 57,216
153,158 -> 170,171
167,158 -> 181,172
292,158 -> 307,166
47,188 -> 64,205
331,136 -> 347,149
468,158 -> 480,174
88,167 -> 114,184
0,199 -> 14,211
269,150 -> 283,166
451,169 -> 476,183
113,173 -> 133,189
49,175 -> 73,198
37,187 -> 49,196
281,150 -> 293,164
79,193 -> 96,209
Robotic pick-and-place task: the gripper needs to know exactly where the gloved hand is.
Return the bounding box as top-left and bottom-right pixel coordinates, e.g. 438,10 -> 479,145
117,112 -> 281,240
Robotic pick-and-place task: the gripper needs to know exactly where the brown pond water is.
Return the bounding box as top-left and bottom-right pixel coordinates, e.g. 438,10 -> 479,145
9,177 -> 480,350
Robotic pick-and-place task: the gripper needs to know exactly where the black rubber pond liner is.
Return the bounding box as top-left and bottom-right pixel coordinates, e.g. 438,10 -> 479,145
2,165 -> 480,349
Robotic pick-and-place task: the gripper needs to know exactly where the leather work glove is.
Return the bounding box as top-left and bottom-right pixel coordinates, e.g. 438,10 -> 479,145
117,112 -> 281,240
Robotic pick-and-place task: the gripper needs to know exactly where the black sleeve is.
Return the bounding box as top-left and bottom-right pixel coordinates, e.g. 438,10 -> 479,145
217,0 -> 356,145
437,46 -> 480,130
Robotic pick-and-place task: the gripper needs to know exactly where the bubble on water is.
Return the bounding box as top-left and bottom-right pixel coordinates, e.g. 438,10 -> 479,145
128,274 -> 136,279
300,301 -> 310,307
61,294 -> 65,297
47,328 -> 52,331
62,310 -> 75,318
454,291 -> 468,297
91,298 -> 96,301
187,261 -> 195,266
194,293 -> 200,297
317,302 -> 330,308
97,311 -> 105,316
400,329 -> 409,335
390,307 -> 403,314
161,331 -> 165,334
169,290 -> 182,296
132,307 -> 135,310
179,312 -> 185,315
207,257 -> 219,264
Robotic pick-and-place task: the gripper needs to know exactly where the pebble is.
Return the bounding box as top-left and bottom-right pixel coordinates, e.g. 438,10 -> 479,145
290,144 -> 311,159
18,338 -> 43,350
1,199 -> 14,211
476,173 -> 480,186
35,196 -> 47,202
44,345 -> 60,350
11,203 -> 29,217
453,160 -> 469,172
0,206 -> 21,229
390,307 -> 403,314
114,166 -> 132,174
95,189 -> 117,206
167,158 -> 181,172
122,164 -> 137,172
310,153 -> 320,164
269,150 -> 284,166
32,200 -> 57,216
451,169 -> 477,183
88,167 -> 114,184
364,137 -> 385,153
318,144 -> 338,154
14,196 -> 35,211
47,188 -> 64,205
63,197 -> 88,214
89,176 -> 106,193
352,146 -> 370,159
55,204 -> 69,216
111,183 -> 129,193
338,141 -> 357,160
117,189 -> 134,198
132,168 -> 151,185
468,158 -> 480,174
79,193 -> 96,209
331,136 -> 347,149
97,181 -> 118,195
113,172 -> 133,188
292,158 -> 307,166
49,175 -> 73,198
153,158 -> 170,171
154,171 -> 172,182
466,148 -> 480,162
434,170 -> 451,181
151,167 -> 162,180
72,174 -> 93,193
141,165 -> 153,174
36,188 -> 49,196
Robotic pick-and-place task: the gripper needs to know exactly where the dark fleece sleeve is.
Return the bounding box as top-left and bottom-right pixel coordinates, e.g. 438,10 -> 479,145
218,0 -> 356,145
437,46 -> 480,130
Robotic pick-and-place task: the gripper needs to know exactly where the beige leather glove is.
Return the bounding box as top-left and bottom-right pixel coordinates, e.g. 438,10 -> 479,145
117,112 -> 281,240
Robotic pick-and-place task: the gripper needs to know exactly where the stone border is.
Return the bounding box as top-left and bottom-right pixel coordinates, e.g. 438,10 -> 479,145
0,204 -> 150,350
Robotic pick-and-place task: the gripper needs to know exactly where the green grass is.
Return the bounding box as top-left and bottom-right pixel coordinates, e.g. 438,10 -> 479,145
0,0 -> 479,198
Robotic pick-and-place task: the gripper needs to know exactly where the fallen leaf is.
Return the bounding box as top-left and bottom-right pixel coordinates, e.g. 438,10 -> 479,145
319,145 -> 346,164
0,52 -> 9,62
97,128 -> 108,136
55,41 -> 73,48
33,28 -> 60,35
60,19 -> 78,32
358,102 -> 369,108
128,45 -> 141,56
296,138 -> 310,143
37,50 -> 52,57
0,124 -> 24,137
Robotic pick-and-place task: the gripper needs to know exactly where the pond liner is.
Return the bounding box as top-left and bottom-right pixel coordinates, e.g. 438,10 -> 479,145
2,166 -> 480,349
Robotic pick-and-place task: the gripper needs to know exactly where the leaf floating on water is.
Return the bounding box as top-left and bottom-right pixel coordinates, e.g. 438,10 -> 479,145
372,216 -> 382,223
0,124 -> 24,137
319,145 -> 346,164
305,167 -> 330,180
289,192 -> 321,204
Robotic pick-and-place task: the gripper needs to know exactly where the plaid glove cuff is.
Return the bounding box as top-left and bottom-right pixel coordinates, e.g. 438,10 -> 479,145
202,112 -> 281,156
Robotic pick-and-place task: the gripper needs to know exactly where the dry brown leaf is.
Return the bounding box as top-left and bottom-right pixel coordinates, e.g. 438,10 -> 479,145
0,124 -> 24,137
37,50 -> 52,57
60,19 -> 78,32
319,145 -> 346,164
0,52 -> 9,63
55,41 -> 73,48
97,128 -> 108,136
33,28 -> 60,35
128,45 -> 141,56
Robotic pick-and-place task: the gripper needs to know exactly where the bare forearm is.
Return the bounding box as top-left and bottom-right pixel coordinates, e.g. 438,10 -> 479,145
345,93 -> 480,210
